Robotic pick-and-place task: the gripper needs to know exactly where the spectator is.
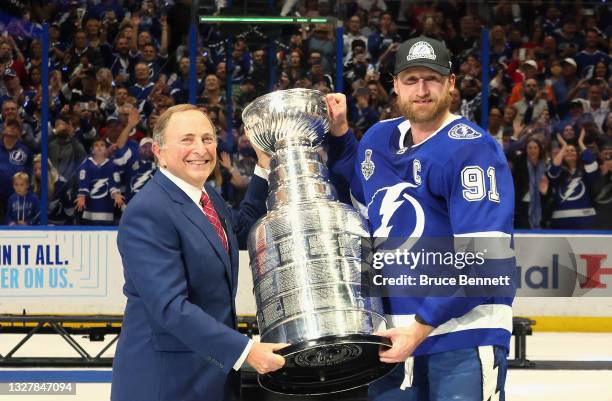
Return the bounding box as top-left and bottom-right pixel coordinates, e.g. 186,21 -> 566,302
576,81 -> 610,131
449,87 -> 462,116
514,78 -> 549,125
343,15 -> 368,62
32,154 -> 74,226
576,29 -> 610,76
107,105 -> 143,195
448,15 -> 478,60
459,75 -> 481,122
67,29 -> 103,72
554,18 -> 582,58
125,137 -> 156,202
0,99 -> 36,152
594,142 -> 612,229
0,119 -> 33,221
5,172 -> 39,225
283,50 -> 306,85
138,43 -> 166,83
48,114 -> 87,183
218,133 -> 257,207
349,86 -> 379,139
128,62 -> 155,104
200,74 -> 225,108
108,35 -> 138,86
552,58 -> 580,113
507,60 -> 544,105
1,68 -> 25,107
542,6 -> 562,36
75,137 -> 124,225
487,107 -> 504,144
96,67 -> 114,115
367,12 -> 401,64
489,25 -> 512,64
248,48 -> 268,95
547,130 -> 600,229
512,138 -> 550,228
307,52 -> 334,91
367,79 -> 389,115
0,36 -> 26,82
84,17 -> 113,67
308,24 -> 335,75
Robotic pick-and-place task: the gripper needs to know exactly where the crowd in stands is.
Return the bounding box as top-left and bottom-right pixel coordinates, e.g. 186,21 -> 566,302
0,0 -> 610,230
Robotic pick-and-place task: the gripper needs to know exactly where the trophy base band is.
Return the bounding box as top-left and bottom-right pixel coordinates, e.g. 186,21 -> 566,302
258,334 -> 397,395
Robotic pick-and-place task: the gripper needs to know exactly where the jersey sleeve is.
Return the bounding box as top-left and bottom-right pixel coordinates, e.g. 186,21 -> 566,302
445,140 -> 515,235
110,163 -> 121,194
77,162 -> 91,197
326,130 -> 365,207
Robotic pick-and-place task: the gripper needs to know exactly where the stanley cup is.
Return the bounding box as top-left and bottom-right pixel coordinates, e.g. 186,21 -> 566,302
243,89 -> 395,395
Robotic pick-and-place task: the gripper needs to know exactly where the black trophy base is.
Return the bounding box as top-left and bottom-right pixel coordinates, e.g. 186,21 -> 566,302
258,334 -> 397,396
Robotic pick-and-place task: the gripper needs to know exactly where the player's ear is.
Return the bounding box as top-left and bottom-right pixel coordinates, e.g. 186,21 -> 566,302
447,73 -> 456,91
392,74 -> 400,94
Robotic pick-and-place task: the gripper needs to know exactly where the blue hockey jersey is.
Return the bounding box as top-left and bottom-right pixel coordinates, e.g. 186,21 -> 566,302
547,149 -> 600,229
78,157 -> 121,223
5,192 -> 40,225
112,139 -> 140,194
327,114 -> 515,355
126,159 -> 156,201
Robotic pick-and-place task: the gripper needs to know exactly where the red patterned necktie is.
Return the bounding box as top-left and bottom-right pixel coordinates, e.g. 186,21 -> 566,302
199,191 -> 229,253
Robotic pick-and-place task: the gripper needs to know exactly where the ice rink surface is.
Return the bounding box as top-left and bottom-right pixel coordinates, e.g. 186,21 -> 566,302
1,332 -> 611,401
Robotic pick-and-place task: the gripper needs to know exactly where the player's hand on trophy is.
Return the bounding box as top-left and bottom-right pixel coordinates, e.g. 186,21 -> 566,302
325,93 -> 350,137
246,342 -> 288,374
375,323 -> 434,363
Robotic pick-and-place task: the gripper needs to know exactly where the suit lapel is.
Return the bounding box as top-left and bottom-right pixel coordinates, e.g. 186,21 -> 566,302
154,172 -> 232,274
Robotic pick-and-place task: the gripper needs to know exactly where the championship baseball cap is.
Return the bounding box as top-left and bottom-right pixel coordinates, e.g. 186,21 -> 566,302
394,36 -> 452,76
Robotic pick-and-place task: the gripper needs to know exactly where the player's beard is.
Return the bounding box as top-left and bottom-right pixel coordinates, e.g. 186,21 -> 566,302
398,83 -> 453,124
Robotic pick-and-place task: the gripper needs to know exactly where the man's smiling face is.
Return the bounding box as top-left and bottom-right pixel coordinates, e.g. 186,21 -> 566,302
154,110 -> 217,188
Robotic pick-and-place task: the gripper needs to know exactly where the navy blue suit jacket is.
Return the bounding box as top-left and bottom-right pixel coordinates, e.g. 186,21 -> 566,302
111,170 -> 267,401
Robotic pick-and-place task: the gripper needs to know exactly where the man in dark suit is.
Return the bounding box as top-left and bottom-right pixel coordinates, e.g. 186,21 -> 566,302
111,104 -> 286,401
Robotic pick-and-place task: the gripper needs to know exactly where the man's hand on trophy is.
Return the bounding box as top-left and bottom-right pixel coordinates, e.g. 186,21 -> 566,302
246,342 -> 289,374
325,93 -> 350,137
375,323 -> 434,363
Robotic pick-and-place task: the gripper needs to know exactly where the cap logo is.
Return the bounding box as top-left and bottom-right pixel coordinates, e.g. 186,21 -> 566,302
407,41 -> 436,61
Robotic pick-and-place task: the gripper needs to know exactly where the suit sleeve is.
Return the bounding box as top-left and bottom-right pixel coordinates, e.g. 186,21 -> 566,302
224,174 -> 268,247
117,203 -> 249,375
416,140 -> 516,327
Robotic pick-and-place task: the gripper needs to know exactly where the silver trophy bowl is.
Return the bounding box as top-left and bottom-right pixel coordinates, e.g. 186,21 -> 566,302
243,89 -> 395,395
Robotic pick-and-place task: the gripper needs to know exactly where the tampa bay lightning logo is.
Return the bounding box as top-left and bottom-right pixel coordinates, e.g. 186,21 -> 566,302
560,178 -> 585,202
9,149 -> 27,165
367,182 -> 425,238
448,123 -> 482,140
90,178 -> 110,199
130,170 -> 154,193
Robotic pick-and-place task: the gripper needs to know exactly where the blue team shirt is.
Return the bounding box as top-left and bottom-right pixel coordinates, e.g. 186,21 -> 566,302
78,157 -> 121,223
126,159 -> 156,201
547,149 -> 600,229
112,139 -> 140,194
328,115 -> 516,355
0,141 -> 33,198
5,191 -> 40,225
